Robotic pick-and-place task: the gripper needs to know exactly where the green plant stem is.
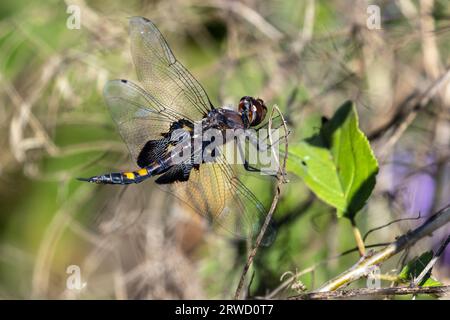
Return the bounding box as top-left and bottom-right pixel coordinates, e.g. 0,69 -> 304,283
351,219 -> 365,256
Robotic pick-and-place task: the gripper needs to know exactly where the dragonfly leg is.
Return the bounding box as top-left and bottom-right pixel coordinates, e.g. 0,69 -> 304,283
234,135 -> 278,177
243,160 -> 259,172
242,160 -> 278,178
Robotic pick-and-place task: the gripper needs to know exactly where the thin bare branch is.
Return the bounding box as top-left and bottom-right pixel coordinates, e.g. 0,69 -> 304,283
363,212 -> 423,242
413,235 -> 450,286
290,285 -> 450,300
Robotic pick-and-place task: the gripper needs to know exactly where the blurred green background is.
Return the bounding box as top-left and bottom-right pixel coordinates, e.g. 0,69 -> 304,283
0,0 -> 449,299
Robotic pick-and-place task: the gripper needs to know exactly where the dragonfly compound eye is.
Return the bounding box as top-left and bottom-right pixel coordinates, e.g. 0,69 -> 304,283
249,98 -> 267,126
238,96 -> 252,113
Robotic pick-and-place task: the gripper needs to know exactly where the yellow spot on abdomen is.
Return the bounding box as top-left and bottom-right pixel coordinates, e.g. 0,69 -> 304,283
124,172 -> 135,179
137,168 -> 148,176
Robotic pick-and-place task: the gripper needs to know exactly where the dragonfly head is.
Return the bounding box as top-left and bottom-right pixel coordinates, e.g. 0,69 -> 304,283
238,96 -> 267,127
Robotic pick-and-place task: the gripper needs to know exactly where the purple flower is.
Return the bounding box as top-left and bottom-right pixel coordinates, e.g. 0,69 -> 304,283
384,149 -> 449,273
387,150 -> 436,218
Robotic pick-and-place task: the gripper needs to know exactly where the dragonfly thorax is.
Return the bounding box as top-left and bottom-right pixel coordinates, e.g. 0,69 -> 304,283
204,108 -> 247,130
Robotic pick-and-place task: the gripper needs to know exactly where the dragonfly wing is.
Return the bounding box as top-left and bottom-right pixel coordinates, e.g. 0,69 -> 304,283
159,150 -> 275,244
103,79 -> 178,164
103,17 -> 215,165
129,17 -> 214,123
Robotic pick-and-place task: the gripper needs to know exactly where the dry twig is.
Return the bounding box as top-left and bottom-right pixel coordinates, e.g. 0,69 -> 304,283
290,285 -> 450,300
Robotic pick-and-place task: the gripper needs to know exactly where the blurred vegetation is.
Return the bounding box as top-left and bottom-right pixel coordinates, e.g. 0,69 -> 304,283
0,0 -> 449,299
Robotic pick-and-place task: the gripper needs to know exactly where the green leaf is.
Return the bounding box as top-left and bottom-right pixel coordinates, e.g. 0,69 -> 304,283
421,277 -> 443,287
287,101 -> 378,219
398,251 -> 442,287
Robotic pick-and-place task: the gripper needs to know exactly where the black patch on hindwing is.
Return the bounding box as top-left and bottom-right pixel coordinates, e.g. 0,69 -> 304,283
155,163 -> 193,184
137,139 -> 170,168
136,119 -> 194,168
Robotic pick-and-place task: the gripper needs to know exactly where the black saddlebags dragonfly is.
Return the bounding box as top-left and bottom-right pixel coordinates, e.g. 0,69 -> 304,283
79,17 -> 279,243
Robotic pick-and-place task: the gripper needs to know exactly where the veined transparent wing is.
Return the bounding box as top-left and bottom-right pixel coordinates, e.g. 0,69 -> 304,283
161,149 -> 276,244
103,79 -> 182,164
103,17 -> 215,164
129,16 -> 214,123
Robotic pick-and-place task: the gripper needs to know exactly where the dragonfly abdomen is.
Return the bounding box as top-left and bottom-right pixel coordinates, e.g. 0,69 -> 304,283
78,167 -> 154,185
